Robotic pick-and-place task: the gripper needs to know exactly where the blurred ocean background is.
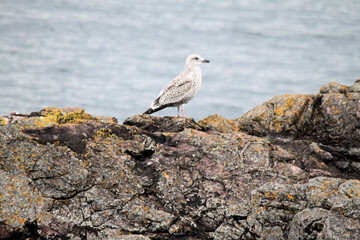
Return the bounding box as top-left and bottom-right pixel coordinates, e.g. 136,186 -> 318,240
1,0 -> 360,122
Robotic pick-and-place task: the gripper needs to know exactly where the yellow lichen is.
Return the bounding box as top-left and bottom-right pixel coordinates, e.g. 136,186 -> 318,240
0,117 -> 9,126
96,128 -> 115,138
25,108 -> 99,129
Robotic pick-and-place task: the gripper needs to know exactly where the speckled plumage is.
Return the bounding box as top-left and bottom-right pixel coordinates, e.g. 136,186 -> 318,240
144,54 -> 209,117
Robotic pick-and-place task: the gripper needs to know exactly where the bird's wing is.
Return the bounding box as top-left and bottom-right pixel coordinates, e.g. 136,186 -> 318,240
152,73 -> 192,108
159,73 -> 189,95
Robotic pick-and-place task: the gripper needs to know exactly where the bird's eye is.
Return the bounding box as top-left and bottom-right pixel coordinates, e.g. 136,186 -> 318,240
194,57 -> 199,60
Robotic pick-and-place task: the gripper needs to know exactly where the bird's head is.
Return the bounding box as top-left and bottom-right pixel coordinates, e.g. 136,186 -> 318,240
185,54 -> 210,67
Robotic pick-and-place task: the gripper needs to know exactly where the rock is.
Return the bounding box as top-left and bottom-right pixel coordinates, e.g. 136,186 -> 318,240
124,114 -> 203,132
249,177 -> 360,240
236,81 -> 360,147
319,81 -> 348,93
309,142 -> 333,160
349,78 -> 360,92
288,208 -> 329,240
334,160 -> 350,169
235,94 -> 315,134
319,181 -> 360,240
236,80 -> 360,179
0,80 -> 360,239
198,114 -> 239,133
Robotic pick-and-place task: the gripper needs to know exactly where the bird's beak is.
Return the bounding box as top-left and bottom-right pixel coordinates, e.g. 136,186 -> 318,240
202,59 -> 210,63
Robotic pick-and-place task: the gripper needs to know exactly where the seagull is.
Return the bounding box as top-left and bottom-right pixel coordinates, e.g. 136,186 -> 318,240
143,54 -> 210,117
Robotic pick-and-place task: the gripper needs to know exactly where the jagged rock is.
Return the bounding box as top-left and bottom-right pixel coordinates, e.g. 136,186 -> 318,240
236,80 -> 360,179
258,177 -> 360,240
0,80 -> 359,239
288,208 -> 329,240
236,94 -> 316,135
236,81 -> 360,148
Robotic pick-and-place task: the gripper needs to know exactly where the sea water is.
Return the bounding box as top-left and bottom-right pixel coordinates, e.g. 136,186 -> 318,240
1,0 -> 359,122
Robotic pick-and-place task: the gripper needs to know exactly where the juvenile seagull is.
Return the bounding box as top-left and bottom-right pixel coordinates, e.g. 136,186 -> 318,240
143,54 -> 210,117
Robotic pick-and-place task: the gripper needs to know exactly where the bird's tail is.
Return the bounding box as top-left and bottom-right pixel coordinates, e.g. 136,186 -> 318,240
143,105 -> 168,115
143,108 -> 155,115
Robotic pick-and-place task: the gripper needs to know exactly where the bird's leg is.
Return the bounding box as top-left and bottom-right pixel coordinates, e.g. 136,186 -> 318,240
177,106 -> 180,117
182,105 -> 185,117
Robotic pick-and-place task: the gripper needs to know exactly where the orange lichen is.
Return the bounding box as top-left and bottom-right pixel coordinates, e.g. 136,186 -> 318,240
198,114 -> 239,133
274,108 -> 284,115
264,191 -> 278,200
0,175 -> 52,228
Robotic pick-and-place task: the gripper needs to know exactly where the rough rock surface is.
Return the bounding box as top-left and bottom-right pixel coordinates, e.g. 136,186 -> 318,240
0,80 -> 359,240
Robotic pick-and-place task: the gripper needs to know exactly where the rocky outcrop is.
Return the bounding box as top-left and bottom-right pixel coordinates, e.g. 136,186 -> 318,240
237,80 -> 360,146
235,80 -> 360,179
0,80 -> 359,240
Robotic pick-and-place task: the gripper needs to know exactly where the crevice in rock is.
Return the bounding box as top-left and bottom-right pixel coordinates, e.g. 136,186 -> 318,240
5,221 -> 47,240
126,149 -> 155,162
240,226 -> 260,240
290,97 -> 312,130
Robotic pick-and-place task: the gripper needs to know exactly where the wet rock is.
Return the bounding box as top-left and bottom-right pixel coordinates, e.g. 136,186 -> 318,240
1,80 -> 360,239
